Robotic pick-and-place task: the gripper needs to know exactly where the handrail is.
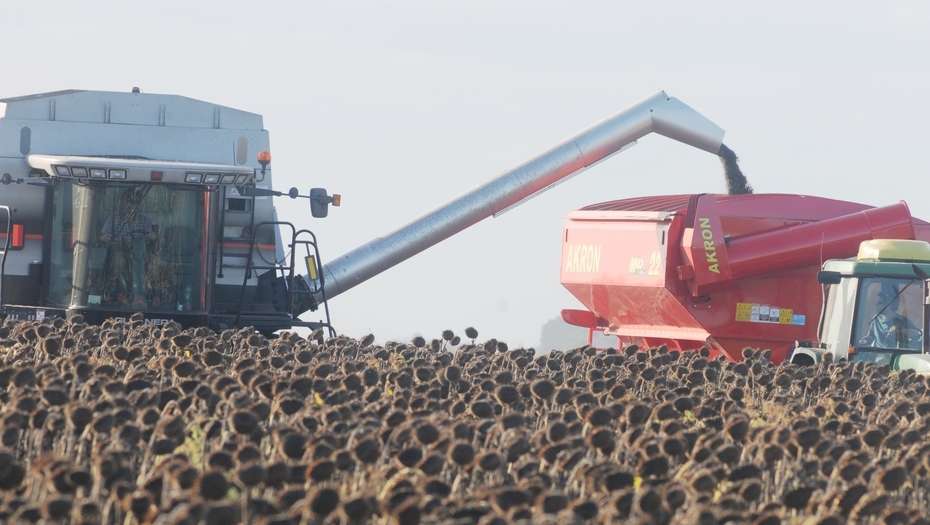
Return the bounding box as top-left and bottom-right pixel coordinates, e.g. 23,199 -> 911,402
0,205 -> 11,307
233,219 -> 334,336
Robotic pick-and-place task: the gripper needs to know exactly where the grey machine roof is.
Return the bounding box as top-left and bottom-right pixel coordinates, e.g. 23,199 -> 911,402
0,89 -> 272,173
0,89 -> 279,277
0,89 -> 264,130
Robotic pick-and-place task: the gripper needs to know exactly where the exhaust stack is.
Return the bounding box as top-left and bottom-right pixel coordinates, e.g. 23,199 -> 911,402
315,91 -> 726,302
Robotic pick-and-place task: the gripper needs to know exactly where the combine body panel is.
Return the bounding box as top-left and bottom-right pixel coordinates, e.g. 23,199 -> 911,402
562,194 -> 930,362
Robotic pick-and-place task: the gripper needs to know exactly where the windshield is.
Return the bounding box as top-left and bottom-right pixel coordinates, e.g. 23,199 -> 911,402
851,276 -> 924,354
47,182 -> 211,313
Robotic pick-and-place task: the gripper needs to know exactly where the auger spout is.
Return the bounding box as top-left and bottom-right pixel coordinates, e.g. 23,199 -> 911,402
309,91 -> 726,306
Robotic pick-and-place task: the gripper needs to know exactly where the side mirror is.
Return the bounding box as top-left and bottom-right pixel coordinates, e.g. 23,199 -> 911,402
912,264 -> 929,280
310,188 -> 329,218
817,271 -> 842,285
309,188 -> 341,218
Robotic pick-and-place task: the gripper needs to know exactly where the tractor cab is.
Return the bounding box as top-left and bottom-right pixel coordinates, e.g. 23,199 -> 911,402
790,239 -> 930,370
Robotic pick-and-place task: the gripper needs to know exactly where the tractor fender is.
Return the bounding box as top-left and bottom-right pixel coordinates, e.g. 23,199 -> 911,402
789,346 -> 823,366
897,354 -> 930,374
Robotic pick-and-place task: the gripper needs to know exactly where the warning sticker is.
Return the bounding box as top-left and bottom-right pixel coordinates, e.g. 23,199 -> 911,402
779,309 -> 793,324
735,303 -> 753,321
735,303 -> 806,326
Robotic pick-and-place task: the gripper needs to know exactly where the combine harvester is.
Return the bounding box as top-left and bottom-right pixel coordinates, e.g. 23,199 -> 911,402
1,89 -> 927,363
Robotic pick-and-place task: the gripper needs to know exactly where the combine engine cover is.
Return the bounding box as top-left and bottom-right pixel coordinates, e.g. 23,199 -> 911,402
0,89 -> 319,332
561,193 -> 930,362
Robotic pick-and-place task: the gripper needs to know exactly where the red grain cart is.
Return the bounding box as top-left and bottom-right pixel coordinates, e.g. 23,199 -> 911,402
561,193 -> 930,363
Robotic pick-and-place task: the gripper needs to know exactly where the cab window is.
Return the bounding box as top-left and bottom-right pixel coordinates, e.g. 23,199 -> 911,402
852,277 -> 923,351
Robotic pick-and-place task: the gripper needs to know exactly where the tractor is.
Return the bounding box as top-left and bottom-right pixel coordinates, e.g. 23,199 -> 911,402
789,239 -> 930,371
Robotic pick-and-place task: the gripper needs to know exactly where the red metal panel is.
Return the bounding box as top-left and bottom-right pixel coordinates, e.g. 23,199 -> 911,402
683,211 -> 731,295
561,216 -> 673,288
562,207 -> 708,342
561,309 -> 600,328
725,202 -> 914,284
688,266 -> 823,362
582,194 -> 693,213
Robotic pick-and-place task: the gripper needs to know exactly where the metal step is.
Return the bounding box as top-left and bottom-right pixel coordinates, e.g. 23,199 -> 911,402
219,263 -> 292,271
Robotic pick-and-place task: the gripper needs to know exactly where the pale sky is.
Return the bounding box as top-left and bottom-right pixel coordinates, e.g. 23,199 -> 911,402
2,1 -> 929,348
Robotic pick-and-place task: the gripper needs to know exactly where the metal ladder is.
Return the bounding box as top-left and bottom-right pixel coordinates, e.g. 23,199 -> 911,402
232,220 -> 335,336
214,186 -> 334,336
215,186 -> 243,280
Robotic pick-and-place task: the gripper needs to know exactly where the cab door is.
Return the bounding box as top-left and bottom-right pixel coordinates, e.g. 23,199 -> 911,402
0,180 -> 48,307
819,277 -> 859,359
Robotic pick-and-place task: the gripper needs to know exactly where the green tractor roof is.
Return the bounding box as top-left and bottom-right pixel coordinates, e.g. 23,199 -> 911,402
824,239 -> 930,278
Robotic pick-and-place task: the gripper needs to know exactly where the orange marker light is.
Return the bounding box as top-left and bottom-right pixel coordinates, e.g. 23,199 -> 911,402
332,194 -> 342,207
257,151 -> 272,165
11,223 -> 24,249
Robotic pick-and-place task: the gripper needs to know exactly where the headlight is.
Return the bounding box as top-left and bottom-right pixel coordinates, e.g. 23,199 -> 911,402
109,169 -> 127,180
90,168 -> 107,179
71,167 -> 88,177
185,173 -> 203,183
54,166 -> 71,177
203,174 -> 221,184
220,174 -> 237,184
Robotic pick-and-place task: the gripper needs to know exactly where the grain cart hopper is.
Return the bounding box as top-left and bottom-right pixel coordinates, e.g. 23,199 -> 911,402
560,194 -> 930,363
1,89 -> 734,333
788,239 -> 930,371
0,89 -> 339,334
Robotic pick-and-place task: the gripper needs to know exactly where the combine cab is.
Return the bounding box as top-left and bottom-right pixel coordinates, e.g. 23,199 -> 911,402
790,240 -> 930,371
0,89 -> 337,334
